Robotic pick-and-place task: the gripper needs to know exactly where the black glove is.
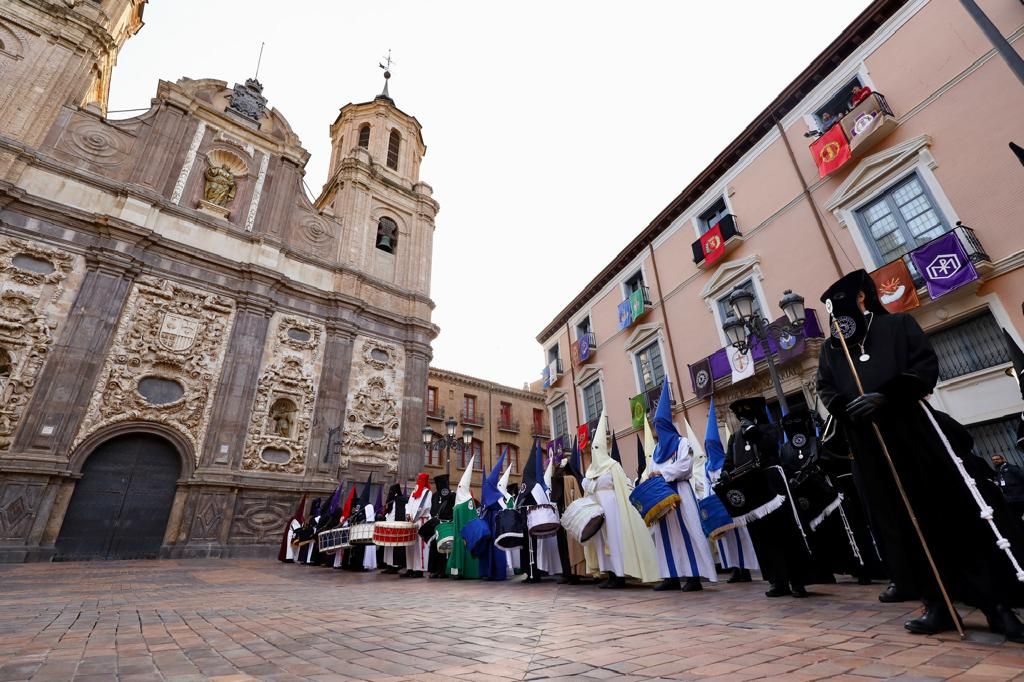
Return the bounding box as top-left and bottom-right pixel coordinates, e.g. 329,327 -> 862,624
846,392 -> 888,421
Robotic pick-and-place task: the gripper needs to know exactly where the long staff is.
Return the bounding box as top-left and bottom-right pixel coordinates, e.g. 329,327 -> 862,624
825,300 -> 964,639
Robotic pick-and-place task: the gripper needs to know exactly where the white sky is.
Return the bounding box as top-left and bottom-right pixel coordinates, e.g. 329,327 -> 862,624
109,0 -> 872,389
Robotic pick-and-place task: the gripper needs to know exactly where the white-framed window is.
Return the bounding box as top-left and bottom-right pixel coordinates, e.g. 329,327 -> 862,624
623,270 -> 645,297
546,343 -> 560,365
813,74 -> 867,130
716,278 -> 764,323
581,379 -> 603,422
635,340 -> 666,392
698,196 -> 730,235
551,401 -> 569,440
575,315 -> 592,340
853,172 -> 950,267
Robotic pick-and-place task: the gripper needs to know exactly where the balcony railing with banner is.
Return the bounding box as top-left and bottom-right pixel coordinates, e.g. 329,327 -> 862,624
810,92 -> 897,177
461,409 -> 484,427
691,214 -> 744,268
497,416 -> 520,433
541,357 -> 564,389
617,286 -> 652,331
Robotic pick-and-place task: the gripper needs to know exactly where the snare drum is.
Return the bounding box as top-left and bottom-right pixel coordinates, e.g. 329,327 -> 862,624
697,493 -> 734,539
435,521 -> 456,554
526,503 -> 560,537
629,477 -> 681,526
349,522 -> 376,545
373,521 -> 418,547
713,466 -> 786,527
560,497 -> 605,543
494,508 -> 526,549
418,517 -> 440,542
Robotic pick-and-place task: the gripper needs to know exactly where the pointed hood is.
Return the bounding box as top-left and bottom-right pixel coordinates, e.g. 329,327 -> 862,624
652,381 -> 680,464
455,455 -> 476,504
358,472 -> 374,508
704,399 -> 727,476
610,431 -> 623,464
374,487 -> 383,515
497,462 -> 512,503
635,434 -> 647,482
1003,329 -> 1024,401
386,483 -> 406,519
567,436 -> 584,483
326,481 -> 344,516
685,416 -> 708,496
521,438 -> 543,493
482,448 -> 507,509
340,487 -> 356,519
585,410 -> 617,479
543,453 -> 554,490
643,416 -> 657,475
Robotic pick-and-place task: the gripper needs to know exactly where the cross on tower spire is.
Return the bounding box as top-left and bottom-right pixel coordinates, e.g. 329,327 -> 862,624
377,49 -> 395,102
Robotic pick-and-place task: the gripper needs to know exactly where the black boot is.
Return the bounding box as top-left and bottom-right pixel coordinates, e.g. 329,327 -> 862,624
681,577 -> 703,592
765,583 -> 791,598
601,575 -> 626,589
879,582 -> 914,603
791,583 -> 809,598
905,601 -> 961,635
653,578 -> 681,591
983,604 -> 1024,644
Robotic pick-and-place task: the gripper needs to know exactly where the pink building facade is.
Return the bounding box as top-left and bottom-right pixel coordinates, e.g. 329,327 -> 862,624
537,0 -> 1024,471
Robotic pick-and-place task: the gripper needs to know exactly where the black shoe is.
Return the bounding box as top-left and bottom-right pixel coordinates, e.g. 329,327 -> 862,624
791,584 -> 809,598
879,582 -> 914,603
600,576 -> 626,589
727,568 -> 752,583
653,578 -> 680,591
983,604 -> 1024,644
399,571 -> 415,578
682,577 -> 703,592
905,602 -> 961,635
765,584 -> 792,598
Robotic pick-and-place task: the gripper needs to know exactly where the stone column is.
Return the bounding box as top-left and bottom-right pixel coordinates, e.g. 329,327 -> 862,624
398,343 -> 432,482
12,253 -> 135,458
308,322 -> 356,477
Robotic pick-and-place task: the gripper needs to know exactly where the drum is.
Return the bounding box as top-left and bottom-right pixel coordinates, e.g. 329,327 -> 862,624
373,521 -> 418,547
713,465 -> 786,527
629,477 -> 681,526
494,508 -> 526,549
418,517 -> 440,542
435,521 -> 456,554
560,497 -> 605,544
526,503 -> 560,537
697,493 -> 734,539
349,522 -> 376,545
317,527 -> 351,554
461,517 -> 491,558
791,473 -> 843,531
291,523 -> 317,547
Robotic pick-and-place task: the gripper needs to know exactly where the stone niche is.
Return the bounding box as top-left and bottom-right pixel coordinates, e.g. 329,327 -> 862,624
73,276 -> 236,461
0,238 -> 81,451
341,336 -> 405,473
241,315 -> 325,474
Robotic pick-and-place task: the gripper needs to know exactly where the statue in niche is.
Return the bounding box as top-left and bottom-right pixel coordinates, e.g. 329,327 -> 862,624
268,398 -> 297,438
203,164 -> 237,206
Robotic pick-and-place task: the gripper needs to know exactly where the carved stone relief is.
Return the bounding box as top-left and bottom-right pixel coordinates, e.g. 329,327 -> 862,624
188,491 -> 230,542
0,238 -> 79,451
56,116 -> 135,167
241,315 -> 325,474
73,276 -> 236,461
228,492 -> 292,544
0,480 -> 46,541
341,337 -> 405,473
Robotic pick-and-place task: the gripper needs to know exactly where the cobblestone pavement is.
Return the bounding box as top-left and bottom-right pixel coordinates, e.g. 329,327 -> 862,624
1,560 -> 1024,681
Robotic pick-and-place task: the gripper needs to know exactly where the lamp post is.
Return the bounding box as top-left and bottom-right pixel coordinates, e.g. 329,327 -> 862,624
421,415 -> 473,481
721,287 -> 806,414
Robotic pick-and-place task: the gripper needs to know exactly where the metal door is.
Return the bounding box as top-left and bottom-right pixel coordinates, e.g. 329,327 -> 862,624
55,434 -> 181,560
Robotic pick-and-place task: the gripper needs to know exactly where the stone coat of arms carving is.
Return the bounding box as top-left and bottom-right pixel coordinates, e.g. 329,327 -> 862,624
341,337 -> 405,473
73,276 -> 236,460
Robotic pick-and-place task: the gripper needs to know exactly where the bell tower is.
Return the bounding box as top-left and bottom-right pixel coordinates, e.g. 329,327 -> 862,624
0,0 -> 146,147
316,64 -> 438,299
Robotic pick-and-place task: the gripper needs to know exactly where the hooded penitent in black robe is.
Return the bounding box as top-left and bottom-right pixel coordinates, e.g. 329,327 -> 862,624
817,271 -> 1024,609
724,399 -> 813,592
427,474 -> 453,577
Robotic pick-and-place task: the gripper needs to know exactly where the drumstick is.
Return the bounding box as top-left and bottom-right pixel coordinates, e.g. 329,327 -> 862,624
825,300 -> 964,640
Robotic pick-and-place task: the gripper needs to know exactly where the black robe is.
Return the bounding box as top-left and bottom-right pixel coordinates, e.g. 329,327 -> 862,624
817,312 -> 1024,607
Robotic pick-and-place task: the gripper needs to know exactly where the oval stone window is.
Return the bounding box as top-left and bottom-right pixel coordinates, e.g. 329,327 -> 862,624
362,425 -> 385,440
370,348 -> 390,363
287,327 -> 311,342
260,447 -> 292,464
12,254 -> 55,275
137,376 -> 184,405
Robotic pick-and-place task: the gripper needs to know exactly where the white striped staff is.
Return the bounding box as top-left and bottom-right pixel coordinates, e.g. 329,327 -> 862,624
825,299 -> 964,639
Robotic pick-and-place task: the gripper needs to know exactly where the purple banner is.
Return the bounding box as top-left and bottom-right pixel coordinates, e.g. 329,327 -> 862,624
690,357 -> 714,400
704,309 -> 823,384
909,231 -> 978,300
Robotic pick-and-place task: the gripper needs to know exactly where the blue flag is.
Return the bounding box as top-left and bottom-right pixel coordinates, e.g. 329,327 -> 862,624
704,399 -> 726,475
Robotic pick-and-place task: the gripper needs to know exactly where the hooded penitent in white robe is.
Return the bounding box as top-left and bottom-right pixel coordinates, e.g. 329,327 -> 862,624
405,488 -> 432,572
581,411 -> 659,582
650,437 -> 717,581
532,458 -> 561,576
496,464 -> 520,576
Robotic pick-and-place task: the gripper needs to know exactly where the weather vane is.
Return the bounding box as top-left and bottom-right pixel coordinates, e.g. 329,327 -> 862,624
378,50 -> 395,99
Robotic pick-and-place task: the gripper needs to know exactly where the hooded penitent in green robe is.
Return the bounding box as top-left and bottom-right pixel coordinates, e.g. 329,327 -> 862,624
447,454 -> 481,579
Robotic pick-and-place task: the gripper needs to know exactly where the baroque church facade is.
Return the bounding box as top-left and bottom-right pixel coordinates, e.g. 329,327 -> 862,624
0,0 -> 439,561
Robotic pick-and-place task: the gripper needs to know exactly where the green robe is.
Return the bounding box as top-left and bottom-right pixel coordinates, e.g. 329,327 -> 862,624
447,499 -> 480,579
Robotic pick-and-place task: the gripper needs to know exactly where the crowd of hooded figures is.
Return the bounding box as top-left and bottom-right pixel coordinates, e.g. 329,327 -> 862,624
282,271 -> 1024,644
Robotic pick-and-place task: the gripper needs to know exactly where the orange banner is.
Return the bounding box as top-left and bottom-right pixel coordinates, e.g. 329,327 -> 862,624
870,259 -> 920,313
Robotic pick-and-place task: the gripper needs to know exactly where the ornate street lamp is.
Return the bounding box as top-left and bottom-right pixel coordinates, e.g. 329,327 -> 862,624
422,415 -> 474,480
722,287 -> 807,414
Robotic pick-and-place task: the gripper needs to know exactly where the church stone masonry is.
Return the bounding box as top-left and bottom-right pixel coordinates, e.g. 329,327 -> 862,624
0,0 -> 439,561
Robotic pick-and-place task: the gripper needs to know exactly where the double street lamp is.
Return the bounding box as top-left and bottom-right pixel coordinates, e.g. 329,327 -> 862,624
421,416 -> 473,479
721,287 -> 806,414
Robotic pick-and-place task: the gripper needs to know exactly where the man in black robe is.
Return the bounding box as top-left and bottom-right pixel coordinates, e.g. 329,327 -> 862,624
816,270 -> 1024,640
723,397 -> 813,598
427,474 -> 453,578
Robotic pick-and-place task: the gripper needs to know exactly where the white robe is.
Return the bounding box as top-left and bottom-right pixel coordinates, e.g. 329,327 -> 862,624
304,515 -> 321,564
406,490 -> 432,571
362,504 -> 378,571
649,444 -> 717,581
285,519 -> 300,561
716,526 -> 760,571
582,472 -> 627,577
525,483 -> 561,575
382,504 -> 398,567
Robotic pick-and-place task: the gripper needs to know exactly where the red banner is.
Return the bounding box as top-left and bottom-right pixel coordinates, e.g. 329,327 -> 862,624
870,259 -> 920,313
810,125 -> 852,178
577,423 -> 589,451
700,224 -> 726,265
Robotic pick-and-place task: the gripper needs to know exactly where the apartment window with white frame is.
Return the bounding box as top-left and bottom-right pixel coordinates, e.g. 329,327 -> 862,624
698,197 -> 730,235
547,344 -> 560,365
854,172 -> 949,267
624,271 -> 645,296
551,402 -> 569,440
635,340 -> 666,392
581,379 -> 604,422
575,316 -> 592,339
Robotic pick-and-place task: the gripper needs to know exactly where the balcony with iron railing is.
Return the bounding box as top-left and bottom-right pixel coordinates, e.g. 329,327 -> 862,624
497,416 -> 520,433
530,420 -> 551,438
691,214 -> 744,268
461,408 -> 484,427
810,92 -> 897,177
425,404 -> 445,421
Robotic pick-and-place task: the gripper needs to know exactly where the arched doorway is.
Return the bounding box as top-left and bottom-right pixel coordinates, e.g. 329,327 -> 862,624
55,433 -> 181,560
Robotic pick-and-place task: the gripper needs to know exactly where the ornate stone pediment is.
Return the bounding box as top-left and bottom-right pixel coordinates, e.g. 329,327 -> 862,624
341,336 -> 405,473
